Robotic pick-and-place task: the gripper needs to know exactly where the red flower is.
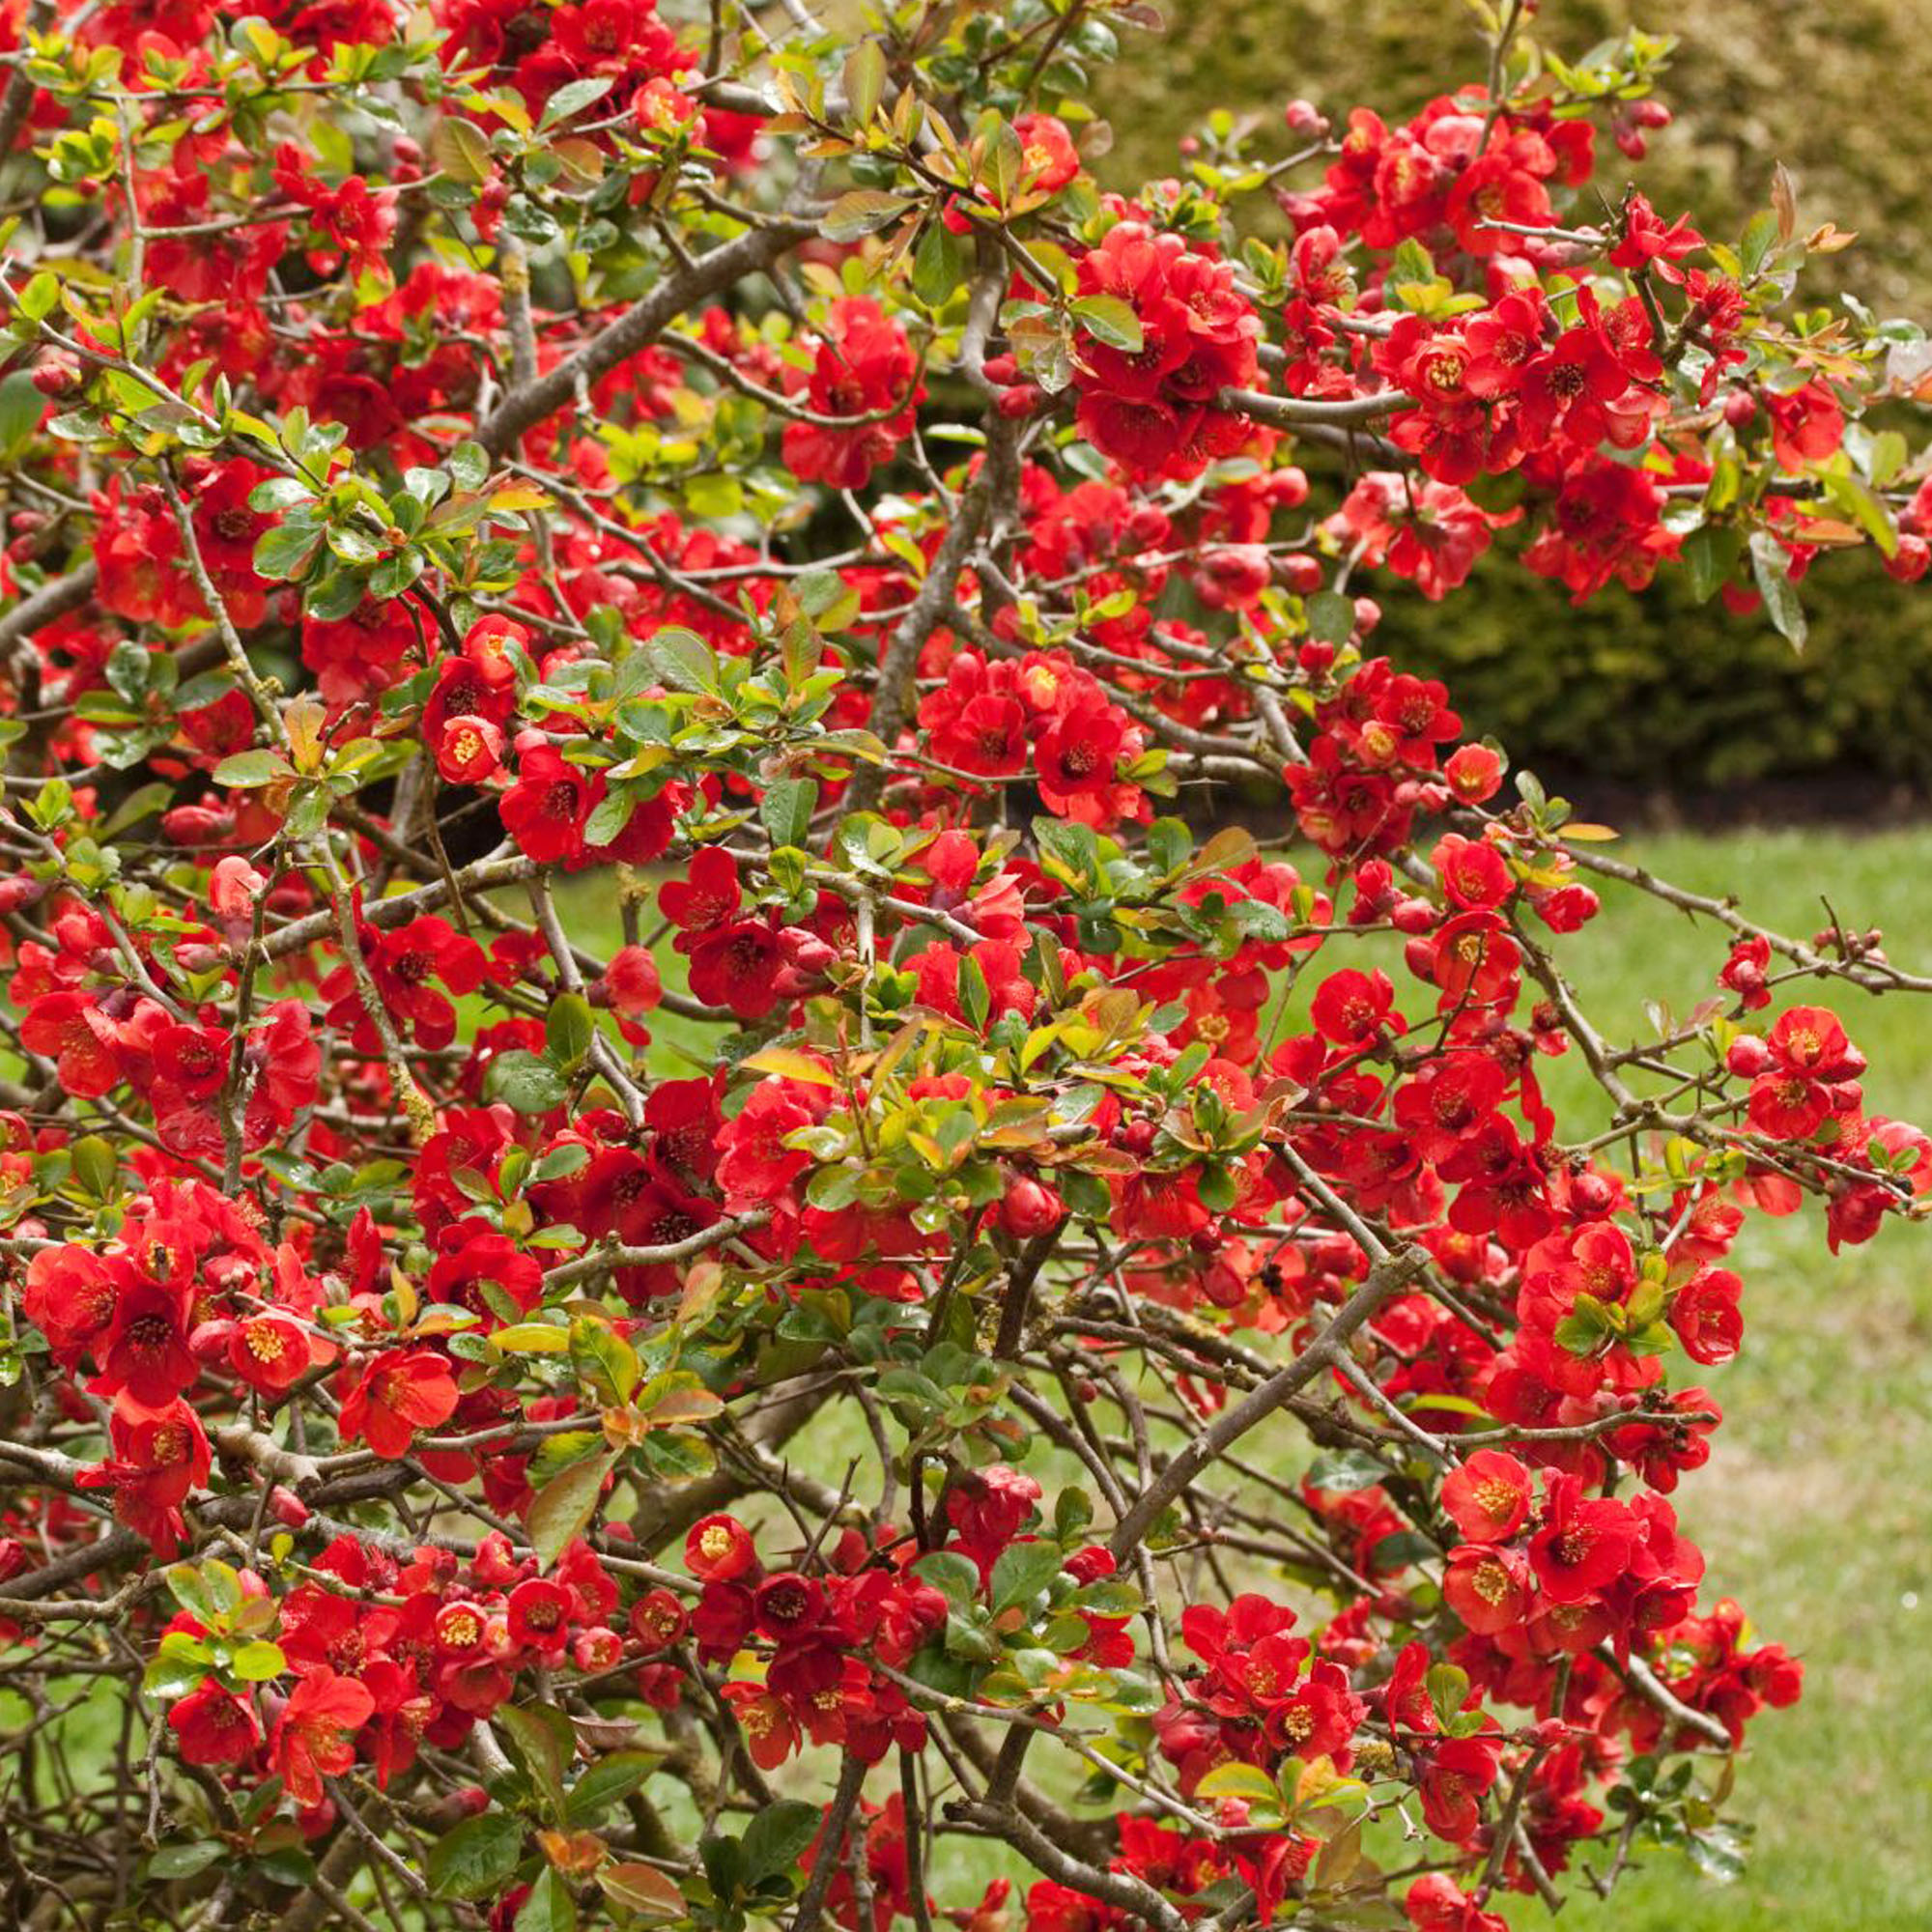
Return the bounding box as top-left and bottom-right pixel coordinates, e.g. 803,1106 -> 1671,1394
720,1682 -> 799,1770
171,1681 -> 263,1767
270,1668 -> 375,1808
1405,1873 -> 1508,1932
780,298 -> 920,490
753,1571 -> 825,1644
74,1398 -> 211,1555
506,1577 -> 573,1654
23,1244 -> 124,1360
630,1587 -> 690,1653
1607,193 -> 1702,280
1014,113 -> 1081,192
686,1514 -> 758,1582
19,993 -> 121,1096
1441,1450 -> 1532,1542
600,944 -> 663,1017
223,1313 -> 324,1395
359,917 -> 487,1052
154,1023 -> 229,1099
1442,1544 -> 1533,1636
686,917 -> 786,1019
1430,834 -> 1513,913
1416,1732 -> 1503,1841
1526,1475 -> 1636,1605
1670,1266 -> 1744,1365
501,744 -> 591,865
96,1280 -> 197,1406
1310,968 -> 1394,1045
716,1077 -> 827,1209
436,714 -> 506,785
428,1225 -> 543,1326
660,845 -> 741,940
339,1350 -> 460,1459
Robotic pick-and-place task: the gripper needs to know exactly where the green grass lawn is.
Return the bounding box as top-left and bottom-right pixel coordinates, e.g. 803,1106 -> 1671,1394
563,824 -> 1932,1926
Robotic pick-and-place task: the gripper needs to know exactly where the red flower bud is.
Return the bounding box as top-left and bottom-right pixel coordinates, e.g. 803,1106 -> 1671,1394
1000,1173 -> 1065,1239
1885,534 -> 1930,582
30,354 -> 80,397
269,1486 -> 310,1528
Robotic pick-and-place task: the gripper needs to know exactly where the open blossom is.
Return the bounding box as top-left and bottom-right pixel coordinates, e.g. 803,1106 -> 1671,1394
338,1350 -> 460,1458
781,298 -> 921,489
270,1669 -> 375,1808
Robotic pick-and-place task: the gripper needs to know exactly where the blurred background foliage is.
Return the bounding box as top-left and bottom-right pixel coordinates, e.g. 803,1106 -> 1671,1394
1106,0 -> 1932,800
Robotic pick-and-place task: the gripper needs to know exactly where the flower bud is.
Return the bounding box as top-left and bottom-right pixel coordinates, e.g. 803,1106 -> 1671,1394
1000,1174 -> 1065,1239
30,354 -> 80,397
1885,533 -> 1931,583
1277,553 -> 1323,594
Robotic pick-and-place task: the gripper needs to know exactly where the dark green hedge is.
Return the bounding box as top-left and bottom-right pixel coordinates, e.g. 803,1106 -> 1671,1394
1373,556 -> 1932,792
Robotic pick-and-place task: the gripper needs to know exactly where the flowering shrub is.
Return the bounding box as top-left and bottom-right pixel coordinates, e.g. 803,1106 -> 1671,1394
2,1 -> 1931,1927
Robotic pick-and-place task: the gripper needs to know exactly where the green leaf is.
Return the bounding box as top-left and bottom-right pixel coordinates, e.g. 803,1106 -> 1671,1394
545,992 -> 595,1071
912,220 -> 962,308
1195,1762 -> 1282,1804
1228,899 -> 1293,943
1748,530 -> 1807,651
1304,589 -> 1356,644
149,1842 -> 226,1880
842,39 -> 887,126
645,626 -> 718,695
912,1549 -> 980,1608
449,440 -> 491,494
251,520 -> 324,582
1681,526 -> 1739,604
598,1861 -> 686,1918
162,1564 -> 215,1623
484,1049 -> 570,1116
740,1801 -> 823,1883
230,1640 -> 286,1682
19,271 -> 60,322
760,776 -> 818,852
582,784 -> 638,849
0,372 -> 45,459
497,1701 -> 574,1821
429,1811 -> 526,1901
1303,1449 -> 1391,1492
1069,294 -> 1144,354
563,1748 -> 660,1826
820,189 -> 913,243
213,750 -> 291,789
429,117 -> 493,187
989,1539 -> 1063,1614
526,1448 -> 617,1571
539,75 -> 615,129
248,476 -> 317,513
71,1133 -> 118,1197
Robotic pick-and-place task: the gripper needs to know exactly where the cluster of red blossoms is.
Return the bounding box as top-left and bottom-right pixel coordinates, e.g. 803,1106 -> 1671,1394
166,1529 -> 637,1811
1066,221 -> 1264,479
679,1513 -> 935,1770
917,646 -> 1151,829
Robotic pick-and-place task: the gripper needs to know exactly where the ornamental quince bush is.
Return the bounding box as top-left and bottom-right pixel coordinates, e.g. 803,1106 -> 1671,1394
1,0 -> 1931,1926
